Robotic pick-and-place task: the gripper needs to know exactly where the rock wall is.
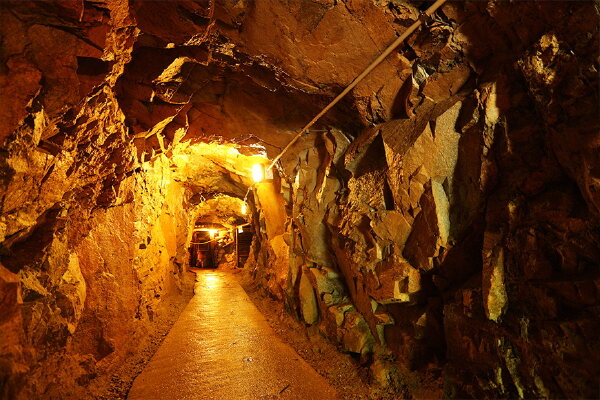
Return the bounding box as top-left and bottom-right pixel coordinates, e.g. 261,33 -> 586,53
242,2 -> 599,399
0,149 -> 196,399
0,2 -> 217,398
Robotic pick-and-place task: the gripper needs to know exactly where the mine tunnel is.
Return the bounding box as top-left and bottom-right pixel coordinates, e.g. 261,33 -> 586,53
189,193 -> 254,269
0,1 -> 599,399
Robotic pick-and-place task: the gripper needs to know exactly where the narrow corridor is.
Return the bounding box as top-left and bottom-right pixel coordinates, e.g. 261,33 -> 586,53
128,271 -> 338,400
3,2 -> 598,399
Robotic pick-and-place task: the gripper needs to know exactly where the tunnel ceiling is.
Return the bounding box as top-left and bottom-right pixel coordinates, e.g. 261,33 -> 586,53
193,196 -> 247,228
3,0 -> 597,166
0,1 -> 506,150
169,141 -> 268,197
2,0 -> 596,191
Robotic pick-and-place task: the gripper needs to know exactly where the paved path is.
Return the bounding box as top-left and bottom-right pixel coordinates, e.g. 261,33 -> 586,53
128,270 -> 338,400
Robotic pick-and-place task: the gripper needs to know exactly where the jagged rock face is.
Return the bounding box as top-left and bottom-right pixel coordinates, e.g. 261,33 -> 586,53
0,1 -> 598,399
242,2 -> 599,399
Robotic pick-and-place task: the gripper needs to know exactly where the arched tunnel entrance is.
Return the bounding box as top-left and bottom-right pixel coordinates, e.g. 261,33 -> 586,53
165,145 -> 265,273
188,195 -> 251,269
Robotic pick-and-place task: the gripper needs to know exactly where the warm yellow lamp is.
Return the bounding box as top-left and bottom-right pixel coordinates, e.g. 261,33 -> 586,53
251,164 -> 264,183
241,203 -> 247,215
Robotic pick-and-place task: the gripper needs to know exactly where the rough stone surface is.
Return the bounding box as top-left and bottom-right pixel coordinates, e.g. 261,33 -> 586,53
128,270 -> 338,400
246,2 -> 599,398
299,269 -> 319,326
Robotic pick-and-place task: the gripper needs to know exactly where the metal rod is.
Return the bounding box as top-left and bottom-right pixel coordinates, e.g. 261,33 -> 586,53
267,0 -> 448,170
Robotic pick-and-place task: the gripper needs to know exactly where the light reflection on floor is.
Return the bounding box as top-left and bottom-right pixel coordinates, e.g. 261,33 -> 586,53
129,270 -> 338,399
199,271 -> 221,288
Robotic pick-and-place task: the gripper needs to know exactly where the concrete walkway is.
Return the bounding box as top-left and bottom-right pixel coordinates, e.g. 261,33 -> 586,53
128,270 -> 338,400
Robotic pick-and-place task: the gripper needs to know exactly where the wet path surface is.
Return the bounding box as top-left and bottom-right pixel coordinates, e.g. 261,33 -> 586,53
128,270 -> 338,400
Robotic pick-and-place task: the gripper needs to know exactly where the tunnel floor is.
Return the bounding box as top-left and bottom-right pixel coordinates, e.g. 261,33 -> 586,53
128,270 -> 338,400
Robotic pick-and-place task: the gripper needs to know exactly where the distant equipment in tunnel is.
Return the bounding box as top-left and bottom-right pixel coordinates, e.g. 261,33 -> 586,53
190,229 -> 215,269
191,225 -> 226,269
191,223 -> 253,269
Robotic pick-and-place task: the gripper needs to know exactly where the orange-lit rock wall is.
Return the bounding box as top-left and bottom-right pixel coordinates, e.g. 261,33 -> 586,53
0,154 -> 196,399
249,181 -> 289,299
241,3 -> 599,398
0,2 -> 210,397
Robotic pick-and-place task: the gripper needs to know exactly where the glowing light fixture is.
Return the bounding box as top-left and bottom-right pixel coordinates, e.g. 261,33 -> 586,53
241,203 -> 247,215
208,229 -> 218,238
238,226 -> 243,233
251,164 -> 264,183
